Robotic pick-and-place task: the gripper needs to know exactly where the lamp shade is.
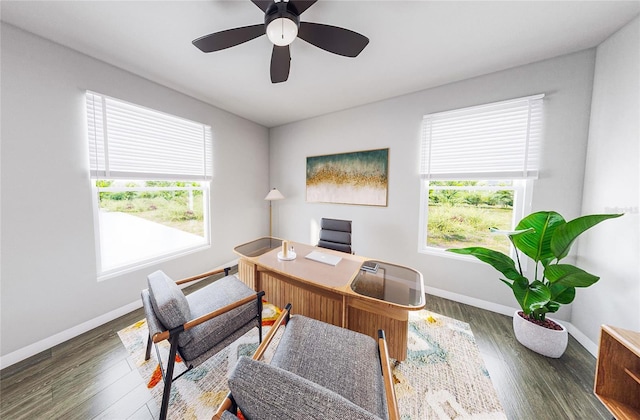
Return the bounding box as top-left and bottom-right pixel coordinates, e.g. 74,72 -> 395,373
264,188 -> 285,201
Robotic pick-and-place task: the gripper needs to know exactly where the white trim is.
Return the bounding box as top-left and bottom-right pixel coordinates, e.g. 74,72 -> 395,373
93,182 -> 212,279
417,179 -> 429,253
0,300 -> 139,370
425,285 -> 518,317
424,285 -> 598,357
0,259 -> 238,370
97,243 -> 212,282
564,321 -> 598,357
91,183 -> 103,274
424,93 -> 545,119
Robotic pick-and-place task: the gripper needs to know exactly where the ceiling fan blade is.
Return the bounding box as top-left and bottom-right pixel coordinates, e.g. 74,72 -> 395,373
193,24 -> 265,53
288,0 -> 317,15
270,45 -> 291,83
298,22 -> 369,57
251,0 -> 272,13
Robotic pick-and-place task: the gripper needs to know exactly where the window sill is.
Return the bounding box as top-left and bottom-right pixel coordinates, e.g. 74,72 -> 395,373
419,246 -> 492,263
97,243 -> 211,281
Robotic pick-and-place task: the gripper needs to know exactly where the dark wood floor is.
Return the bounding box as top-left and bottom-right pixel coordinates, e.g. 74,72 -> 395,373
426,296 -> 610,420
1,272 -> 611,419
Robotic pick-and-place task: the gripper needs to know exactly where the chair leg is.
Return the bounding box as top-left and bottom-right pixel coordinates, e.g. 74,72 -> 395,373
159,337 -> 179,420
145,333 -> 153,361
257,292 -> 265,343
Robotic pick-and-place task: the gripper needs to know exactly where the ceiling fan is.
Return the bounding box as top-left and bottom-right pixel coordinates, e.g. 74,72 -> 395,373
192,0 -> 369,83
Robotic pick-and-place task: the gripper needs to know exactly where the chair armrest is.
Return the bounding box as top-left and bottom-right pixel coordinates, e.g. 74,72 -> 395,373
252,302 -> 291,360
152,291 -> 265,343
378,330 -> 399,420
175,267 -> 230,285
212,303 -> 292,420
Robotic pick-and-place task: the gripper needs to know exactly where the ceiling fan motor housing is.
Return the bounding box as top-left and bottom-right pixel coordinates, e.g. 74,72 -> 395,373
265,2 -> 301,45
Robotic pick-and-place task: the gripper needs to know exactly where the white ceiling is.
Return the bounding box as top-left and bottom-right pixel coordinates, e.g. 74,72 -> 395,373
2,1 -> 639,127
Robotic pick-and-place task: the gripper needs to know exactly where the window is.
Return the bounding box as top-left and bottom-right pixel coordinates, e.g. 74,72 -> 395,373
418,94 -> 543,255
86,92 -> 213,277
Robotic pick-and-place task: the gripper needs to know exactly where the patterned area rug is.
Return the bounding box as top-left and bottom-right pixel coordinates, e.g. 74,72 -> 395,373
118,309 -> 506,419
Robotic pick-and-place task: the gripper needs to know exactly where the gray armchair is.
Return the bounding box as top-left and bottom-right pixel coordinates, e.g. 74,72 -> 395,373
214,304 -> 399,420
318,217 -> 353,253
141,268 -> 264,420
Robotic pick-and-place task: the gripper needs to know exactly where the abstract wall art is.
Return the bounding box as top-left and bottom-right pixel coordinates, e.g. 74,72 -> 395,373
306,148 -> 389,206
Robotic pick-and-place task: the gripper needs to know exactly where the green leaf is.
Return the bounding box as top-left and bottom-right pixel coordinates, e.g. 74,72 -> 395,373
513,280 -> 551,315
532,301 -> 559,320
500,278 -> 513,288
530,301 -> 548,311
512,211 -> 566,265
489,227 -> 535,236
447,247 -> 524,282
549,283 -> 576,304
551,213 -> 623,260
538,301 -> 560,315
545,264 -> 600,288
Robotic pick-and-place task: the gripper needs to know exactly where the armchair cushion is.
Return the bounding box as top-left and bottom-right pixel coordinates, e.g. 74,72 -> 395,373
270,315 -> 387,418
228,356 -> 382,420
147,270 -> 191,332
179,275 -> 259,363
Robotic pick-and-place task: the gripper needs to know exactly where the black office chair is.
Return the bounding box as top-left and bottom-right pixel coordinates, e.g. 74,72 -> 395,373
318,218 -> 352,254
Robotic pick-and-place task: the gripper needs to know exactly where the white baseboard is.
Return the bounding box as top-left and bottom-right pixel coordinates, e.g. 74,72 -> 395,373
425,286 -> 519,317
0,300 -> 142,370
564,321 -> 598,357
425,286 -> 599,357
0,260 -> 238,370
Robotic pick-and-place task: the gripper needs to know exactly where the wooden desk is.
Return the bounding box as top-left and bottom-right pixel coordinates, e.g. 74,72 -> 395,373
234,237 -> 425,361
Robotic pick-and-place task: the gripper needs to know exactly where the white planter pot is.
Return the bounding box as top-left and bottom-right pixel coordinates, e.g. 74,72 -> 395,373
512,311 -> 568,358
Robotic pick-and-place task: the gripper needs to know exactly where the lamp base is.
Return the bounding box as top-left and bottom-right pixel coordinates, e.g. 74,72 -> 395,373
277,251 -> 296,261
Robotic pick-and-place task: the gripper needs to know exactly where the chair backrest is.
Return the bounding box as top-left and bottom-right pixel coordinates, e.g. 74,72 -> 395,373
318,218 -> 352,254
145,270 -> 194,347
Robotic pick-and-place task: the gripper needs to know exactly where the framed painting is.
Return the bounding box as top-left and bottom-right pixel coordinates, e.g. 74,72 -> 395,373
306,148 -> 388,206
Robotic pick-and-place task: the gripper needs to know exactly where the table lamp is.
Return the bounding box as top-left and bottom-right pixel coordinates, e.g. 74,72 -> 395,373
264,188 -> 285,237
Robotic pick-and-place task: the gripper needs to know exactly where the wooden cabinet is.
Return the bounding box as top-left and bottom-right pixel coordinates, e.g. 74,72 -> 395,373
594,325 -> 640,420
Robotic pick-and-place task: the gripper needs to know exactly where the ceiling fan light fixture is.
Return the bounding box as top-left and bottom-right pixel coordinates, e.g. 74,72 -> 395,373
266,17 -> 298,46
193,0 -> 369,83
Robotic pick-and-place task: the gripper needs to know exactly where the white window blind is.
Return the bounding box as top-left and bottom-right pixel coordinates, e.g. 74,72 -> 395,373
420,94 -> 544,180
86,92 -> 213,181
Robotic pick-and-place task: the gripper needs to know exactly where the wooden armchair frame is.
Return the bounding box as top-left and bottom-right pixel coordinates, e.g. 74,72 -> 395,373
378,330 -> 400,420
144,267 -> 265,420
212,303 -> 399,420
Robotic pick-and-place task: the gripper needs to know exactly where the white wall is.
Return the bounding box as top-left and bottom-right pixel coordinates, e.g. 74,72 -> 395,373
573,16 -> 640,343
269,50 -> 597,316
0,24 -> 270,362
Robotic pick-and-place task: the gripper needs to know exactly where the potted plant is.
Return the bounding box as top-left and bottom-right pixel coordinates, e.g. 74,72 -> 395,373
447,210 -> 622,358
